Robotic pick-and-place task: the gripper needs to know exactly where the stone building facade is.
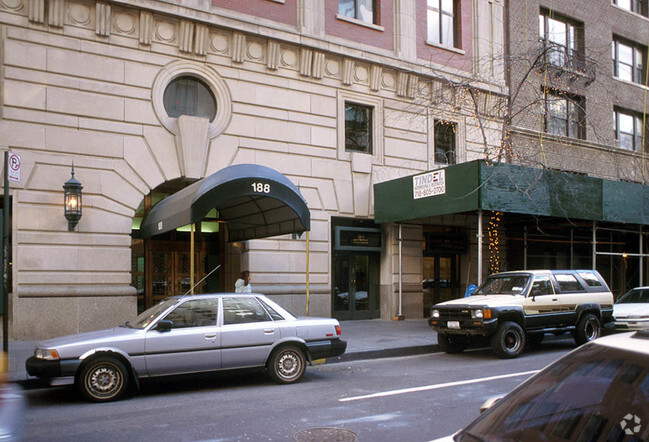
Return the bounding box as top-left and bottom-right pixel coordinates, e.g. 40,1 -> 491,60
0,0 -> 507,339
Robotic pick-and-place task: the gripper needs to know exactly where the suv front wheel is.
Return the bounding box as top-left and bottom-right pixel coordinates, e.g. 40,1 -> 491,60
491,322 -> 526,359
573,313 -> 601,346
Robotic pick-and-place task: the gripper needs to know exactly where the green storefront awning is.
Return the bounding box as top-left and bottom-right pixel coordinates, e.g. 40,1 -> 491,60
374,160 -> 649,225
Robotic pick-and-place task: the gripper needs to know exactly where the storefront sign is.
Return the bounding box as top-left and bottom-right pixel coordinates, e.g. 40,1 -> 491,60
334,227 -> 382,251
413,169 -> 445,199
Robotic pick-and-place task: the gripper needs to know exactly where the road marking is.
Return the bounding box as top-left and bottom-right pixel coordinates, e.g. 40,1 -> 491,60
339,370 -> 540,402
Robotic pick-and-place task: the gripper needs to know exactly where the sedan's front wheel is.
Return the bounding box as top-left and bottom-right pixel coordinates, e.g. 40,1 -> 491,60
268,346 -> 306,384
77,356 -> 130,402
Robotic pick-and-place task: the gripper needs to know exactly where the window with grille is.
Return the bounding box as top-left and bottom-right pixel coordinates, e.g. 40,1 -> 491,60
539,11 -> 584,71
543,89 -> 586,139
434,120 -> 457,164
345,102 -> 373,154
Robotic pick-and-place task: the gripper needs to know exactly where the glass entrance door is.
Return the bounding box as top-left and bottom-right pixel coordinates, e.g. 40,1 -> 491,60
333,252 -> 379,320
422,255 -> 460,317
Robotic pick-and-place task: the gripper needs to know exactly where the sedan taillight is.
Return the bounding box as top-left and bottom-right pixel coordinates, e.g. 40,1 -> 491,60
335,325 -> 342,336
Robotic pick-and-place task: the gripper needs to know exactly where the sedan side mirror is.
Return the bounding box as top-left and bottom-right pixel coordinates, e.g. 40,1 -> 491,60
155,320 -> 173,332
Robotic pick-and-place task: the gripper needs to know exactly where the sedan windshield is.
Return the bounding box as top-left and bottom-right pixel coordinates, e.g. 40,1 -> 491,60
123,298 -> 179,329
617,288 -> 649,304
457,341 -> 649,441
474,275 -> 531,296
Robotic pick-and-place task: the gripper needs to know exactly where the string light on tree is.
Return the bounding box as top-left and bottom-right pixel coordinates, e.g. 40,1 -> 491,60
488,211 -> 502,273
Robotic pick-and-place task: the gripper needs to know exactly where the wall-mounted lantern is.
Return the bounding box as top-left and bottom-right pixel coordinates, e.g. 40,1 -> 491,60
63,163 -> 83,231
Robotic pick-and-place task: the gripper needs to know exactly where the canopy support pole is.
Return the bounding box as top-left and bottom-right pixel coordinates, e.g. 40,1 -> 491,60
190,223 -> 195,295
477,210 -> 483,285
306,230 -> 310,316
393,223 -> 405,320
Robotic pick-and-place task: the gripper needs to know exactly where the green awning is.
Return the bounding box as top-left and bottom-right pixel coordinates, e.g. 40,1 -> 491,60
374,160 -> 649,225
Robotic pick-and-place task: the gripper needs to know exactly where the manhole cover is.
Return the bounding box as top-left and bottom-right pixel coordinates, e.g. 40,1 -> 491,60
295,427 -> 358,442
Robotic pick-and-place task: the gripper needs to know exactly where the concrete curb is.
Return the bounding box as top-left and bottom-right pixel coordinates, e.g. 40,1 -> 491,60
326,344 -> 440,363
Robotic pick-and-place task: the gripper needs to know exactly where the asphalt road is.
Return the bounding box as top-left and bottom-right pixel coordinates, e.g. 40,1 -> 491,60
21,337 -> 577,441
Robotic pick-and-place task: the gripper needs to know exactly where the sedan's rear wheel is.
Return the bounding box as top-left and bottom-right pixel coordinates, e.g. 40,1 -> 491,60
77,356 -> 129,402
268,346 -> 305,384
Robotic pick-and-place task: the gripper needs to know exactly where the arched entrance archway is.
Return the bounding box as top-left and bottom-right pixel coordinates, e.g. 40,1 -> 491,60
132,164 -> 310,312
131,178 -> 224,312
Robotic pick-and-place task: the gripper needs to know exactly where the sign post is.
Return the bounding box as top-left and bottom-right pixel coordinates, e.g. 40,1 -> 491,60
2,152 -> 8,352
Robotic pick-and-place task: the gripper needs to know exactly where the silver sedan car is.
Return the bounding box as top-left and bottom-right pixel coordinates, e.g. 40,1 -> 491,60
26,294 -> 346,402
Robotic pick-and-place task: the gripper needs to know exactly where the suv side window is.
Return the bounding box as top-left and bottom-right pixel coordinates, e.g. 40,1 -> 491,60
531,275 -> 555,296
578,271 -> 603,287
555,274 -> 585,292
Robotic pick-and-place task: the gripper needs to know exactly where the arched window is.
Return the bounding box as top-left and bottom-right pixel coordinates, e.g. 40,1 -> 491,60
163,76 -> 217,121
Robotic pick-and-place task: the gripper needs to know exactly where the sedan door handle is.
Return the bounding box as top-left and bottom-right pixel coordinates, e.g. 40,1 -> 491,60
264,329 -> 276,334
204,333 -> 217,339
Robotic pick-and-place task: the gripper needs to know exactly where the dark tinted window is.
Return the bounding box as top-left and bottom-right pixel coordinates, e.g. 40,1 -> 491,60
459,343 -> 649,441
618,289 -> 649,304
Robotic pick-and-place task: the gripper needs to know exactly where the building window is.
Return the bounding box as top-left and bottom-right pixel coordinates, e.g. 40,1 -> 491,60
163,76 -> 217,122
345,102 -> 373,154
539,11 -> 584,71
543,89 -> 586,139
339,0 -> 377,25
614,108 -> 646,152
427,0 -> 457,48
434,120 -> 456,164
614,0 -> 648,16
613,38 -> 647,85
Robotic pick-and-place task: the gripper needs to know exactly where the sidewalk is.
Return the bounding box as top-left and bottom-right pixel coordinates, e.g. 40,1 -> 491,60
8,319 -> 439,385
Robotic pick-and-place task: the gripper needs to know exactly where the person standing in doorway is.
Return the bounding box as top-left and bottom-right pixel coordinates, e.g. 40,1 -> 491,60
235,270 -> 252,293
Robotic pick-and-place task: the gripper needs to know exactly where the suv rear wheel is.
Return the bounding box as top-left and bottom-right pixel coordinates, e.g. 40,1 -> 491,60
573,313 -> 601,346
491,322 -> 526,359
438,333 -> 467,354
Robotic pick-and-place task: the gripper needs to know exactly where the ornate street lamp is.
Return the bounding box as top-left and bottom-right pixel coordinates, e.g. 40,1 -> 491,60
63,163 -> 83,231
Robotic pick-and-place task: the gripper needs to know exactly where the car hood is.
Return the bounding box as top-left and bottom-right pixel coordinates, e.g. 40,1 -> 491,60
613,304 -> 649,318
434,295 -> 524,308
36,326 -> 141,350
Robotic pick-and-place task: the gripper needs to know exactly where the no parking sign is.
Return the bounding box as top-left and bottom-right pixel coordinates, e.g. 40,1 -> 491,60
8,152 -> 20,183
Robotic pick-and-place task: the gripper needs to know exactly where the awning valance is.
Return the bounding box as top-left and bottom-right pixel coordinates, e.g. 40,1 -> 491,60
140,164 -> 310,241
374,160 -> 649,225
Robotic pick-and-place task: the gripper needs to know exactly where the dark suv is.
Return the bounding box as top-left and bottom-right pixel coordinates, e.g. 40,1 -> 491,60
428,270 -> 614,358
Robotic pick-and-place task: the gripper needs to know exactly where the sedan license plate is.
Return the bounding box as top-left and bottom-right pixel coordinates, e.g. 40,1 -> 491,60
447,320 -> 460,329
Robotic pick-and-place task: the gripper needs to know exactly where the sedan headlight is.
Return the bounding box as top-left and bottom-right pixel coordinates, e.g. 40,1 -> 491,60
432,309 -> 440,318
35,349 -> 59,360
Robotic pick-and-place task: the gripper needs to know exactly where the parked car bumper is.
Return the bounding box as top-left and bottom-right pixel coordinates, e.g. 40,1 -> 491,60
306,338 -> 347,360
429,318 -> 499,336
613,318 -> 649,331
26,356 -> 80,379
